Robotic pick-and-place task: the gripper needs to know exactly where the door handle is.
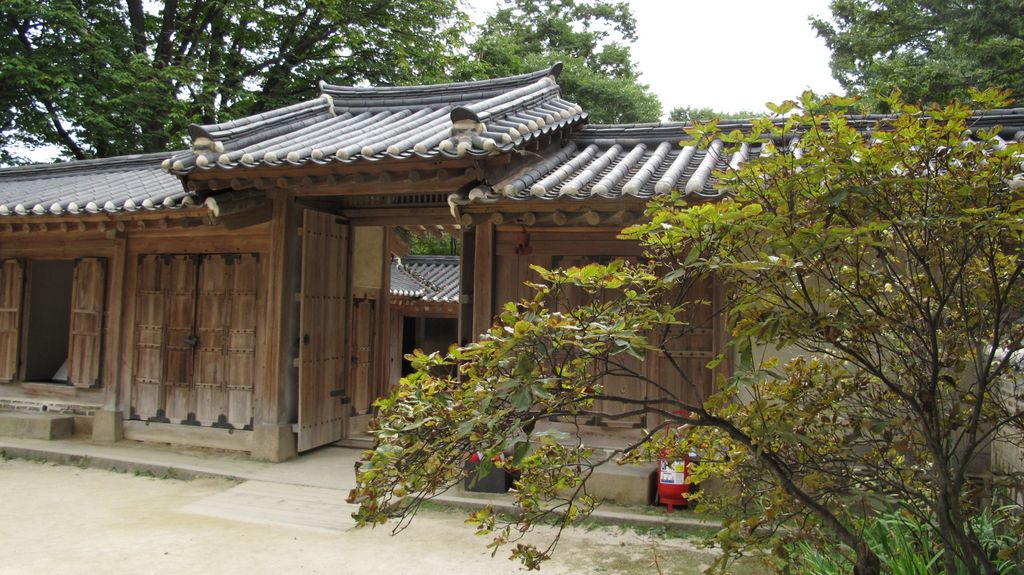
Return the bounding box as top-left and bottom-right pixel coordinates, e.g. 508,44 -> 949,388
302,334 -> 310,345
184,334 -> 198,347
330,389 -> 350,404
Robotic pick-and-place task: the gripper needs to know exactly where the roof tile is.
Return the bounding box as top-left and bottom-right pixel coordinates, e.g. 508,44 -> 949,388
168,65 -> 586,175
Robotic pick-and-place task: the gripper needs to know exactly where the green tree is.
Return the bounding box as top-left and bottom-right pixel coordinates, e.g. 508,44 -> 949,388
812,0 -> 1024,110
349,93 -> 1024,573
668,106 -> 760,123
0,0 -> 468,163
459,0 -> 662,124
408,231 -> 459,256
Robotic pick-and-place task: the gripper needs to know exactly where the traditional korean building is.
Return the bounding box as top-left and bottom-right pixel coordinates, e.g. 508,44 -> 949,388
2,65 -> 1022,479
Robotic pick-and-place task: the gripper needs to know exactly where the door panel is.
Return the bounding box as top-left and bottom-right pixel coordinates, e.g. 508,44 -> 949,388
224,254 -> 258,429
0,259 -> 24,382
162,256 -> 198,423
298,210 -> 349,452
195,255 -> 229,425
68,258 -> 106,388
552,255 -> 647,427
193,253 -> 258,428
132,255 -> 169,420
648,278 -> 718,429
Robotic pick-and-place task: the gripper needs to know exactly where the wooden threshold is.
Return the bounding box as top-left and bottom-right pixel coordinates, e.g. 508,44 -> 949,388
123,420 -> 253,452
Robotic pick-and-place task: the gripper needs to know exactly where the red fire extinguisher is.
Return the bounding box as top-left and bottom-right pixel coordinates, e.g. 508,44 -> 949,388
655,411 -> 696,512
656,452 -> 693,512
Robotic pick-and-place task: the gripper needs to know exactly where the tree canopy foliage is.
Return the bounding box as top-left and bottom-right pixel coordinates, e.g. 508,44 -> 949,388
457,0 -> 661,124
668,106 -> 761,123
351,92 -> 1024,573
812,0 -> 1024,110
1,0 -> 663,164
0,0 -> 468,163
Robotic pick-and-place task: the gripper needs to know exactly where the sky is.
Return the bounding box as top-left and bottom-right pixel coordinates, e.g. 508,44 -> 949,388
626,0 -> 844,116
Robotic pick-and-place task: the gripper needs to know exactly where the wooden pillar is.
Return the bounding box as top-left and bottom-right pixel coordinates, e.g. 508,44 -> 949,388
471,223 -> 494,340
458,227 -> 476,346
258,191 -> 298,426
102,234 -> 128,411
373,228 -> 392,402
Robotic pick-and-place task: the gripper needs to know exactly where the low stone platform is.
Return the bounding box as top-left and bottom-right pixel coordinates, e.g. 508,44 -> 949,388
0,411 -> 75,440
587,459 -> 656,506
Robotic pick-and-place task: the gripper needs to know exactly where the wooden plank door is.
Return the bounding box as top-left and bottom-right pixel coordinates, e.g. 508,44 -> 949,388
194,253 -> 258,429
161,255 -> 199,423
68,258 -> 106,388
132,255 -> 198,422
224,254 -> 258,429
0,259 -> 24,383
648,278 -> 718,429
194,255 -> 230,426
552,255 -> 647,427
132,255 -> 165,420
297,210 -> 349,452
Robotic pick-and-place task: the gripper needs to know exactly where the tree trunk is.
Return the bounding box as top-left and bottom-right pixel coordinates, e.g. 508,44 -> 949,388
853,541 -> 882,575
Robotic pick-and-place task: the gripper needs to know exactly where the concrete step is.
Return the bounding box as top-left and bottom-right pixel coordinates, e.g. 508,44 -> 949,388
0,411 -> 75,440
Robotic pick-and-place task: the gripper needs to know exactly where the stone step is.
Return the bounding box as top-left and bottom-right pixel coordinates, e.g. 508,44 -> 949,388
0,411 -> 75,440
333,435 -> 374,450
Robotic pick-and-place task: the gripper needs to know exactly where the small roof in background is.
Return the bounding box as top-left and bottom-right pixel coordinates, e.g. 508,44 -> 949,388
166,64 -> 586,175
452,108 -> 1024,207
0,153 -> 190,217
390,255 -> 459,304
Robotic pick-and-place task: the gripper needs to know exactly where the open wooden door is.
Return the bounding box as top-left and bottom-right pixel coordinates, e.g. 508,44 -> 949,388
297,210 -> 349,452
68,258 -> 106,388
0,259 -> 24,383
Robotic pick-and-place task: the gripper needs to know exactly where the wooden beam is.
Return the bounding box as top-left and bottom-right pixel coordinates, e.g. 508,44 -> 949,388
609,210 -> 637,227
292,175 -> 476,197
185,157 -> 477,185
332,206 -> 455,226
580,210 -> 601,226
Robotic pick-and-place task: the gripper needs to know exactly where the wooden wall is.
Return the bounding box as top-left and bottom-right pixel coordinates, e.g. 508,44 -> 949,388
0,212 -> 274,449
474,224 -> 726,429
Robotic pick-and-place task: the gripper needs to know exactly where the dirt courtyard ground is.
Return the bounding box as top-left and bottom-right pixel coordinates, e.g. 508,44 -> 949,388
0,457 -> 727,574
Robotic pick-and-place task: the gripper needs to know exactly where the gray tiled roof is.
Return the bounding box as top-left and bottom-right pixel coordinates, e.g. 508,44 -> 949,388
0,153 -> 191,217
165,65 -> 586,175
453,109 -> 1024,206
390,255 -> 459,303
390,262 -> 427,298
